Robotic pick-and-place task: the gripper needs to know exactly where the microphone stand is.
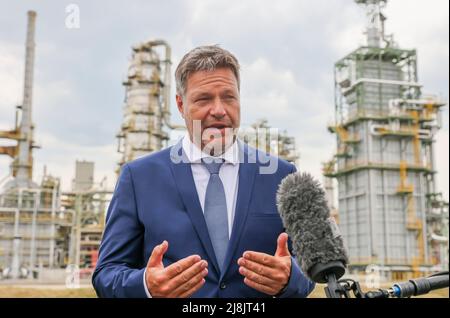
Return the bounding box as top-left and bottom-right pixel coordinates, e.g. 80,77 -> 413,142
364,271 -> 449,298
324,274 -> 357,298
309,260 -> 350,298
323,271 -> 449,298
326,277 -> 367,298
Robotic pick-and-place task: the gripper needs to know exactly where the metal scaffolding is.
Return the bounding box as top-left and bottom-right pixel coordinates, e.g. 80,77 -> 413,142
117,40 -> 184,173
0,175 -> 73,279
238,119 -> 299,165
323,0 -> 448,280
62,161 -> 112,275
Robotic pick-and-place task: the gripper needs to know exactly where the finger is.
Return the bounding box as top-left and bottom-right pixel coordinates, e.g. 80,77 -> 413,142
164,254 -> 202,279
243,251 -> 277,268
239,266 -> 278,287
173,268 -> 208,297
238,257 -> 278,280
275,233 -> 291,257
178,277 -> 206,298
147,241 -> 168,268
243,277 -> 277,296
171,260 -> 208,289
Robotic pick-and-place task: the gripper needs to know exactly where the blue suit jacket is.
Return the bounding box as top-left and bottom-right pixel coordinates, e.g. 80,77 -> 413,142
92,141 -> 315,298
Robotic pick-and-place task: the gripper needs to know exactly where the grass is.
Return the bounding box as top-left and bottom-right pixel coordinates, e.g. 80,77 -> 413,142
0,285 -> 97,298
0,283 -> 447,298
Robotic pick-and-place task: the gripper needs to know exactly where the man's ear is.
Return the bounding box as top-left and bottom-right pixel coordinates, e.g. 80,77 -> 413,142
176,95 -> 184,118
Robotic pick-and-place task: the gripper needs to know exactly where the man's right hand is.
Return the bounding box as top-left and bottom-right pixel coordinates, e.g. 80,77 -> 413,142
145,240 -> 208,298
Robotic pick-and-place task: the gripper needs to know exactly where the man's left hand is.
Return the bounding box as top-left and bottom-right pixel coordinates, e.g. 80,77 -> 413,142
237,233 -> 291,296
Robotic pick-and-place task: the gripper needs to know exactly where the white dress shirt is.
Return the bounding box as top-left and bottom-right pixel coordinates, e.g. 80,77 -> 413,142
182,133 -> 240,237
144,134 -> 240,297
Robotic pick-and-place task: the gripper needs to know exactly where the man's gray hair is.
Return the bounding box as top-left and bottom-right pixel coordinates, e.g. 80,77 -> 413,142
175,45 -> 240,97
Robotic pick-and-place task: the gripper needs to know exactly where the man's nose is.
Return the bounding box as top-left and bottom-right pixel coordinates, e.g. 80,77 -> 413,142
209,97 -> 226,119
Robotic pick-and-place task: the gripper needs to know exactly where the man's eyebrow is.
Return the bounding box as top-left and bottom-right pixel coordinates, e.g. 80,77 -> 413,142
221,89 -> 237,95
191,92 -> 212,99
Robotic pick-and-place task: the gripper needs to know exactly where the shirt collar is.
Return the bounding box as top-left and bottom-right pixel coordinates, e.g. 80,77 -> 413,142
182,132 -> 240,165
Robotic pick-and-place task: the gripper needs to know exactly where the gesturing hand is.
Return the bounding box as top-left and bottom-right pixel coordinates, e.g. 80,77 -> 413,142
145,241 -> 208,298
238,233 -> 291,296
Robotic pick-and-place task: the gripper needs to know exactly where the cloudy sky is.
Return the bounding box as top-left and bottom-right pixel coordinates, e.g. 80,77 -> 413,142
0,0 -> 448,200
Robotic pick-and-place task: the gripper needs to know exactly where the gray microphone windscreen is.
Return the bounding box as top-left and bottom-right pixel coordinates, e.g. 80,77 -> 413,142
276,172 -> 348,281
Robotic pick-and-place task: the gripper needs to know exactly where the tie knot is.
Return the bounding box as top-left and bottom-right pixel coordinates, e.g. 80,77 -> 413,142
202,158 -> 224,175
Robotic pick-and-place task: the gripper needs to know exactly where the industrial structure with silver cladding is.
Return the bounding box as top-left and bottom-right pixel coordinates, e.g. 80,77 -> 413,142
116,40 -> 184,174
323,0 -> 448,280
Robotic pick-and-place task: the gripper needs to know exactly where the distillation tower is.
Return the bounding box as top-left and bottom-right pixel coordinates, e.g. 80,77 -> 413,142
323,0 -> 448,280
117,40 -> 185,173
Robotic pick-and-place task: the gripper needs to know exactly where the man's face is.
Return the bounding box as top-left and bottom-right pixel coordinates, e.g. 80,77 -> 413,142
176,67 -> 241,155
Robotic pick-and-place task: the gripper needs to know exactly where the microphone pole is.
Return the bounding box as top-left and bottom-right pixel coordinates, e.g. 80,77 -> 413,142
365,272 -> 449,298
324,272 -> 347,298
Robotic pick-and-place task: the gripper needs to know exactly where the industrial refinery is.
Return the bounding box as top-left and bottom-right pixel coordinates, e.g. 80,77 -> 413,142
0,0 -> 447,298
0,10 -> 300,283
0,12 -> 112,280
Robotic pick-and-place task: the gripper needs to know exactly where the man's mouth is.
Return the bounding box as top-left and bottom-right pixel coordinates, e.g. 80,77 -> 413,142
206,124 -> 230,130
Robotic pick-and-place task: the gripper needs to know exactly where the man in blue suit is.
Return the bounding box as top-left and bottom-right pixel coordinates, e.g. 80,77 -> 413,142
93,45 -> 315,298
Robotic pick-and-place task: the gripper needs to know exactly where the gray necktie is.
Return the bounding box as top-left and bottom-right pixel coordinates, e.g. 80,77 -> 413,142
202,158 -> 229,271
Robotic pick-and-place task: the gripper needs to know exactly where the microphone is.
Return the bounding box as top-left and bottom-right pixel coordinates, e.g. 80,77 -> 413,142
276,172 -> 349,298
276,172 -> 449,298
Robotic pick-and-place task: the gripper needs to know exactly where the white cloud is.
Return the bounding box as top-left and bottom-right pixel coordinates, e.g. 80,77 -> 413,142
0,42 -> 23,126
241,57 -> 332,125
0,41 -> 74,127
34,79 -> 73,112
239,57 -> 339,187
33,132 -> 117,191
0,0 -> 448,201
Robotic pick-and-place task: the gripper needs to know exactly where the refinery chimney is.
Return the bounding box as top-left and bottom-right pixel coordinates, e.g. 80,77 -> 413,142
13,10 -> 38,187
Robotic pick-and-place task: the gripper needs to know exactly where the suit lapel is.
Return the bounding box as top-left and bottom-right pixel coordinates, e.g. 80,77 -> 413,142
168,140 -> 259,278
220,143 -> 257,280
169,142 -> 220,275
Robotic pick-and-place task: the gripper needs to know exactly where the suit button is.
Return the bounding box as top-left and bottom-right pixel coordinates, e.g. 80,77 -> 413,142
220,282 -> 227,290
